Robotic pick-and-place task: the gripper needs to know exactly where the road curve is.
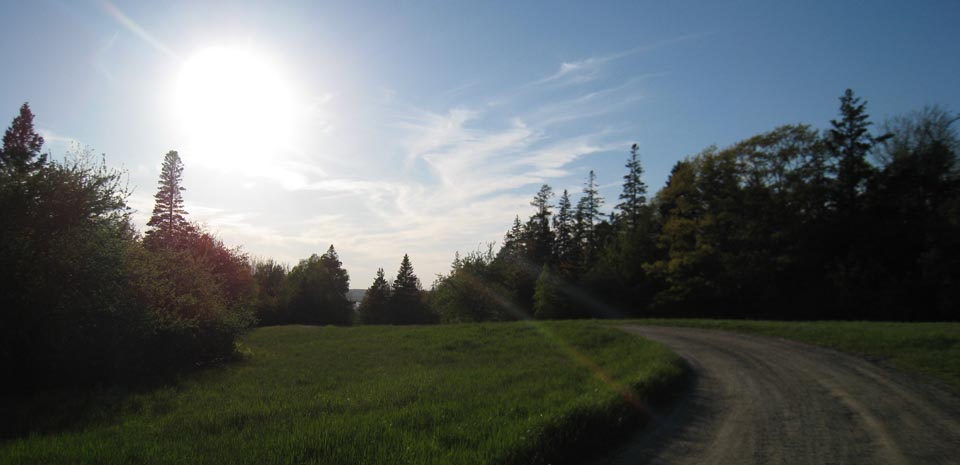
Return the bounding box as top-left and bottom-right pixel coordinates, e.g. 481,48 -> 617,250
596,326 -> 960,465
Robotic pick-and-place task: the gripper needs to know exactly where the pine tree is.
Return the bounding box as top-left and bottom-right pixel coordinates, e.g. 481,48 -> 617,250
145,150 -> 193,249
574,170 -> 604,268
391,254 -> 425,324
825,89 -> 888,213
526,184 -> 554,265
1,103 -> 47,174
359,268 -> 392,324
552,189 -> 576,274
498,215 -> 527,260
616,144 -> 648,230
319,244 -> 353,324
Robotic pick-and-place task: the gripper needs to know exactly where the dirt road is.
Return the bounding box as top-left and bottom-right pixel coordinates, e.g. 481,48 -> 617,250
597,326 -> 960,465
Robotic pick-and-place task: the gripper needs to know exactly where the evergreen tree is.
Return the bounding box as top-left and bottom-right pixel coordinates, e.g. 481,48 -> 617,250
552,189 -> 576,274
497,215 -> 527,260
573,170 -> 604,269
319,245 -> 353,323
525,184 -> 554,265
0,103 -> 47,174
825,89 -> 889,213
359,268 -> 391,324
287,249 -> 353,326
145,150 -> 193,249
391,254 -> 426,324
616,143 -> 648,230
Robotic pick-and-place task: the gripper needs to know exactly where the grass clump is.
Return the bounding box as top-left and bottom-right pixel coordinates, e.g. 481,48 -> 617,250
0,321 -> 685,465
635,319 -> 960,391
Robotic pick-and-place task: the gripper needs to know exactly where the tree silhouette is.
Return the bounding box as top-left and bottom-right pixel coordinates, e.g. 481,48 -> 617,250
287,247 -> 353,326
391,254 -> 426,324
525,184 -> 554,266
0,103 -> 47,174
615,143 -> 647,230
574,170 -> 604,269
145,150 -> 193,249
826,89 -> 889,213
552,189 -> 576,275
359,268 -> 391,324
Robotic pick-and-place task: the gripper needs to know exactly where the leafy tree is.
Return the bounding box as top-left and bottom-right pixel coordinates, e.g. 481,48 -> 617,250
615,143 -> 648,231
145,150 -> 194,249
286,247 -> 353,326
533,264 -> 569,319
427,246 -> 517,322
390,254 -> 429,324
252,258 -> 289,326
0,102 -> 47,174
359,268 -> 392,324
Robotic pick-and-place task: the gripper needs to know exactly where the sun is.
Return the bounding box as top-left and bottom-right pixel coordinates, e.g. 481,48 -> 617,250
174,46 -> 298,170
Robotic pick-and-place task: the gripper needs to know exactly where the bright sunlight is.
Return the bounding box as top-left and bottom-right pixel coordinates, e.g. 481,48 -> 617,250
174,46 -> 298,170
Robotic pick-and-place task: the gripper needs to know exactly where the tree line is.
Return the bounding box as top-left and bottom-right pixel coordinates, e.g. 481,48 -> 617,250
429,90 -> 959,322
1,88 -> 956,391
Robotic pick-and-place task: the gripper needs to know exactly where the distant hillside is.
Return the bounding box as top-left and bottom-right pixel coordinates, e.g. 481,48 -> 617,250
347,289 -> 366,304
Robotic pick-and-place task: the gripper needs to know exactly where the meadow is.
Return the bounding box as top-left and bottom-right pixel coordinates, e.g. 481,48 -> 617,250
634,319 -> 960,391
0,322 -> 686,465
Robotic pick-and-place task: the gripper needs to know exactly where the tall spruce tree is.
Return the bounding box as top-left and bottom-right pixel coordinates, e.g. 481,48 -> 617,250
552,189 -> 576,274
391,254 -> 425,324
1,103 -> 47,174
574,170 -> 604,268
145,150 -> 192,249
526,184 -> 554,265
616,144 -> 648,230
825,89 -> 888,213
359,268 -> 391,324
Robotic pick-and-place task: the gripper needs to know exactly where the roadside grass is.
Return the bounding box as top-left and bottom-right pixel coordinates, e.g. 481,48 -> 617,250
631,319 -> 960,391
0,321 -> 686,465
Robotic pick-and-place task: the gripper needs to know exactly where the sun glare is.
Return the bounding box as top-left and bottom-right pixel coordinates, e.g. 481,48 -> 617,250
175,46 -> 298,170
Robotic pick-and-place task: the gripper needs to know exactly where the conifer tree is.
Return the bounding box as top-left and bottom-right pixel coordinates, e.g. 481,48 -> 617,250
0,103 -> 47,174
525,184 -> 554,265
826,89 -> 888,213
574,170 -> 604,268
616,144 -> 648,230
498,215 -> 527,260
145,150 -> 192,249
552,189 -> 576,274
359,268 -> 392,324
391,254 -> 425,324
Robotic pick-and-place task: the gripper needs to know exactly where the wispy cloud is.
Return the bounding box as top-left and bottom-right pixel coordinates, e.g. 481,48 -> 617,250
530,33 -> 705,89
100,0 -> 178,60
137,36 -> 701,281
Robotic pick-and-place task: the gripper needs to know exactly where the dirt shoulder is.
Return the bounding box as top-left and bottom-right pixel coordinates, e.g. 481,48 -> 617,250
593,326 -> 960,465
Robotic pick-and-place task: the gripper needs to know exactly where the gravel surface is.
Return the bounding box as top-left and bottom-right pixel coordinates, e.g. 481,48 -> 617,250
592,326 -> 960,465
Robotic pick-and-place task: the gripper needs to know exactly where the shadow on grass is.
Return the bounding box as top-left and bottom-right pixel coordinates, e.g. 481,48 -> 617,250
0,353 -> 249,441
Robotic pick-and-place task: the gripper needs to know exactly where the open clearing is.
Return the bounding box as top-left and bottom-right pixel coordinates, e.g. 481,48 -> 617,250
0,322 -> 684,465
596,326 -> 960,465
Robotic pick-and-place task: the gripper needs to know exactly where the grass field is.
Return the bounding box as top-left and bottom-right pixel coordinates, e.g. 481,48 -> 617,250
632,319 -> 960,391
0,321 -> 686,465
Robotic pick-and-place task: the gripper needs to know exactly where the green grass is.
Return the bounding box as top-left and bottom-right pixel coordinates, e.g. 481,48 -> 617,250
0,321 -> 686,465
631,319 -> 960,391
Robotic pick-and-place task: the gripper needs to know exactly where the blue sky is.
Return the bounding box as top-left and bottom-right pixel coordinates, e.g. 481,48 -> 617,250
2,0 -> 958,285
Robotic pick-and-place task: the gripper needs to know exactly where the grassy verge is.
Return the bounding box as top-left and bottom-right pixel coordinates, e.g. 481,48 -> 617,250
0,321 -> 686,465
630,319 -> 960,391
